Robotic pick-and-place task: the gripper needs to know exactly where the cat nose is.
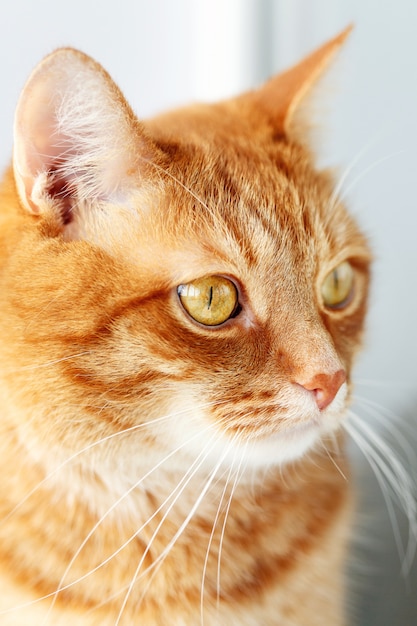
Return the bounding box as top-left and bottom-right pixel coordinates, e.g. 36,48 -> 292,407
296,369 -> 346,410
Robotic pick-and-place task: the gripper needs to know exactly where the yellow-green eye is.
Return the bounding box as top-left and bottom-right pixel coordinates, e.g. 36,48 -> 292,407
321,261 -> 354,309
177,276 -> 239,326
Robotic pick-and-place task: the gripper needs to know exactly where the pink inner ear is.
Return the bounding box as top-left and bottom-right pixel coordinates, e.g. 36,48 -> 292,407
12,48 -> 139,220
13,65 -> 79,216
14,105 -> 78,218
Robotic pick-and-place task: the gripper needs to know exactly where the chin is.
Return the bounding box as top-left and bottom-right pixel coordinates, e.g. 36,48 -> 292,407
242,423 -> 323,469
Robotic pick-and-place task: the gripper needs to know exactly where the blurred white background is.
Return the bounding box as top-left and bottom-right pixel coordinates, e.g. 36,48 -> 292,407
0,1 -> 416,624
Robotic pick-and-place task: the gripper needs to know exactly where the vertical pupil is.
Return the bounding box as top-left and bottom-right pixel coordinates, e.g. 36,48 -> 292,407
207,286 -> 213,309
333,269 -> 339,290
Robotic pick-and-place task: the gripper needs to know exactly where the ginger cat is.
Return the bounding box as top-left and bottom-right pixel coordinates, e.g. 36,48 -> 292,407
0,28 -> 371,625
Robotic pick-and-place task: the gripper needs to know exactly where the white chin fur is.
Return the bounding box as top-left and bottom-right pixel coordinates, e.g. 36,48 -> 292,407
240,424 -> 323,468
164,383 -> 348,472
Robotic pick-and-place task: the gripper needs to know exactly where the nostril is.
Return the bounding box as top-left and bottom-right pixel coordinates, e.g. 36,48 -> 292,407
310,387 -> 335,411
296,369 -> 346,411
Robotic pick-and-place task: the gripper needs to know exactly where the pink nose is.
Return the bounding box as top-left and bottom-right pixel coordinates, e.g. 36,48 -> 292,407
297,369 -> 346,410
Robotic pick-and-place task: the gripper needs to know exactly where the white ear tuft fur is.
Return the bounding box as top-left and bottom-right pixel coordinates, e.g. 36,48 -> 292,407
13,48 -> 154,237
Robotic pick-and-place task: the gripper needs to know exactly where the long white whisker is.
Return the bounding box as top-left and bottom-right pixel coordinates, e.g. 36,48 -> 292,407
40,421 -> 220,625
354,394 -> 417,462
114,440 -> 219,626
322,443 -> 348,481
216,435 -> 248,611
200,435 -> 239,626
345,417 -> 407,569
1,399 -> 228,528
345,412 -> 417,574
349,413 -> 417,511
116,431 -> 234,626
0,404 -> 229,618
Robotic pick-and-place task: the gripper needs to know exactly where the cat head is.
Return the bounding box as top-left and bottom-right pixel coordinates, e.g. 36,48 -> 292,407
3,27 -> 370,480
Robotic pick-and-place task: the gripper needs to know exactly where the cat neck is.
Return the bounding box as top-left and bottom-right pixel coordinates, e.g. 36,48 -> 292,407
0,434 -> 350,625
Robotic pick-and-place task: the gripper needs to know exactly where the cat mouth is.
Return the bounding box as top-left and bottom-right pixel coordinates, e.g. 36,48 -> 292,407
281,419 -> 320,434
237,421 -> 322,467
262,418 -> 322,443
241,408 -> 345,466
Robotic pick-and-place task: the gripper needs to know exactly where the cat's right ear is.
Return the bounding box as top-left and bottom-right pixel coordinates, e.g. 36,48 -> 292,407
13,48 -> 159,237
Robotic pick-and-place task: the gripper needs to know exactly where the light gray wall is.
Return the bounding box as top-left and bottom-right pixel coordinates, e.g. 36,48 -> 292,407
267,4 -> 417,624
0,1 -> 416,624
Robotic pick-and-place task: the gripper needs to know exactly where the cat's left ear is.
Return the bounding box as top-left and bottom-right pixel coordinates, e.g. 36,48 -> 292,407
251,26 -> 352,135
13,48 -> 159,236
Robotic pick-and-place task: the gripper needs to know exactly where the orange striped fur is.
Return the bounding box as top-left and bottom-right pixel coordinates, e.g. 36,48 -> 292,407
0,28 -> 371,624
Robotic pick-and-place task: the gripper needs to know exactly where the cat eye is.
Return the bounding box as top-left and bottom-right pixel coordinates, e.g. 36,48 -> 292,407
177,276 -> 239,326
321,261 -> 354,309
